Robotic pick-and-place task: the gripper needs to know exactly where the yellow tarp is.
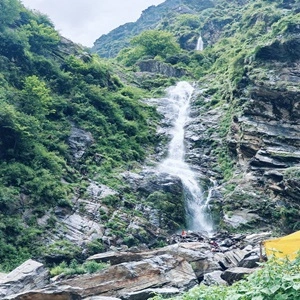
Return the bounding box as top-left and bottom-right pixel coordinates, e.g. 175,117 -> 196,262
263,231 -> 300,260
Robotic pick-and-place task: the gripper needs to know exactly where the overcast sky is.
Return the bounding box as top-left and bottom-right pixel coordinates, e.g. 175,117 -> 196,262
21,0 -> 165,47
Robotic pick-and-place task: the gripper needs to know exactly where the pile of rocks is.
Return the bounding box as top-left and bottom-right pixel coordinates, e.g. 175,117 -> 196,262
0,232 -> 271,300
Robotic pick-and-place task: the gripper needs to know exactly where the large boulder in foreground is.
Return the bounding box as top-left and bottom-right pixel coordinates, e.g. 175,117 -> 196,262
0,260 -> 49,298
62,254 -> 197,299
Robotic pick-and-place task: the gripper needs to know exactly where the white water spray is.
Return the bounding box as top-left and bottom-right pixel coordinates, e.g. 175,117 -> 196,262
158,81 -> 213,234
196,35 -> 204,51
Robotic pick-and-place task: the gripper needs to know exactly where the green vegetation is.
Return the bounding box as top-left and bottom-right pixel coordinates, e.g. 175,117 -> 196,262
1,0 -> 300,275
146,190 -> 186,231
117,30 -> 180,66
151,256 -> 300,300
0,0 -> 159,271
50,259 -> 108,277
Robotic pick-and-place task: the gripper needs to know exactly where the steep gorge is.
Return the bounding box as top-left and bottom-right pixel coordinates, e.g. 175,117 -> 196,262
1,0 -> 300,297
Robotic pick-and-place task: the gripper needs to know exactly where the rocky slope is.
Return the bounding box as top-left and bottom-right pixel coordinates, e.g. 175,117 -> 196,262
1,1 -> 300,294
109,0 -> 300,233
0,232 -> 270,299
181,0 -> 300,233
94,0 -> 300,234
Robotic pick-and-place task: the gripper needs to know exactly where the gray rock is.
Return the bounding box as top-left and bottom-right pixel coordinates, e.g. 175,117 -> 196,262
0,260 -> 49,298
87,182 -> 117,200
0,273 -> 6,280
203,271 -> 228,286
223,210 -> 262,228
214,248 -> 248,269
84,297 -> 121,300
123,170 -> 186,231
238,254 -> 260,268
244,232 -> 272,246
221,267 -> 256,285
122,288 -> 180,300
58,254 -> 197,298
3,286 -> 83,300
60,213 -> 104,244
137,60 -> 186,78
69,125 -> 93,160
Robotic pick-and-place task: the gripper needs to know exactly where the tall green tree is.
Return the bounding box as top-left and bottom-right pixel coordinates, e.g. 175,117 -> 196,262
131,30 -> 180,58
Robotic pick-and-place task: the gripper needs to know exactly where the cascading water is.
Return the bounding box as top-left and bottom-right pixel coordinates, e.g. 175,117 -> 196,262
158,81 -> 213,234
196,35 -> 204,51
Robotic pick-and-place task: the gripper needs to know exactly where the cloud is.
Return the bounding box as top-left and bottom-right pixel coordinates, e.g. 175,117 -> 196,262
21,0 -> 165,47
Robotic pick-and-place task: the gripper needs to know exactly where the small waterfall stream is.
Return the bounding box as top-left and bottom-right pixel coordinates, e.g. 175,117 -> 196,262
158,81 -> 213,234
196,35 -> 204,51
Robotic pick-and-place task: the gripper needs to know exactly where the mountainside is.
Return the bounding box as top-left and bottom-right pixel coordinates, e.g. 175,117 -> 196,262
92,0 -> 214,58
95,0 -> 300,234
0,0 -> 159,271
1,0 -> 300,297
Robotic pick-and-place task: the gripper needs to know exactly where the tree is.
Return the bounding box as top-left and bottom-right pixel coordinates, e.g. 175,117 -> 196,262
131,30 -> 180,59
22,20 -> 59,54
21,75 -> 53,117
0,0 -> 22,30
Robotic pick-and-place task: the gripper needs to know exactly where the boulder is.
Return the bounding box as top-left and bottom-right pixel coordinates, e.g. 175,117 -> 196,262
59,254 -> 197,298
0,260 -> 49,298
238,254 -> 260,268
221,267 -> 256,285
122,288 -> 180,300
243,232 -> 272,246
202,271 -> 227,286
223,210 -> 262,228
3,289 -> 82,300
4,290 -> 121,300
214,248 -> 248,269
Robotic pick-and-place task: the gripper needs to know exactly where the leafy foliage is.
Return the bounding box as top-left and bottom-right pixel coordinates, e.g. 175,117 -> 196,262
50,259 -> 108,277
117,30 -> 180,66
152,256 -> 300,300
131,30 -> 180,58
0,0 -> 159,271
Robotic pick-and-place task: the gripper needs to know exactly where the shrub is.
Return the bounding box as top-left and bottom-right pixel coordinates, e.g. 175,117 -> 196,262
151,255 -> 300,300
50,260 -> 108,276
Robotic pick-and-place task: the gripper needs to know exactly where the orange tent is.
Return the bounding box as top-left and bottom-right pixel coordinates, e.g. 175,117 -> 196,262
263,231 -> 300,260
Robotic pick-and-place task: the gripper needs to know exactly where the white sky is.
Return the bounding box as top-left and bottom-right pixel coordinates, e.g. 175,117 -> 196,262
21,0 -> 165,47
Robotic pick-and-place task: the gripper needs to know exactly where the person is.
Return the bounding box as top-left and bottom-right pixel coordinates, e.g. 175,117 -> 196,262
210,240 -> 220,252
181,229 -> 187,240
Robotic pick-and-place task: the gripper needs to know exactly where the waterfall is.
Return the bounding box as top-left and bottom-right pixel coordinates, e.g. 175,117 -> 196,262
196,35 -> 204,51
158,81 -> 213,234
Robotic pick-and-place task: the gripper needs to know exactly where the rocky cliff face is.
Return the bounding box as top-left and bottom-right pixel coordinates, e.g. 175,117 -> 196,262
225,41 -> 300,231
183,5 -> 300,232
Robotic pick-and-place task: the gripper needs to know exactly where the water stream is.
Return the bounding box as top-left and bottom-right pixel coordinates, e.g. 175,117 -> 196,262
196,35 -> 204,51
158,81 -> 213,234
